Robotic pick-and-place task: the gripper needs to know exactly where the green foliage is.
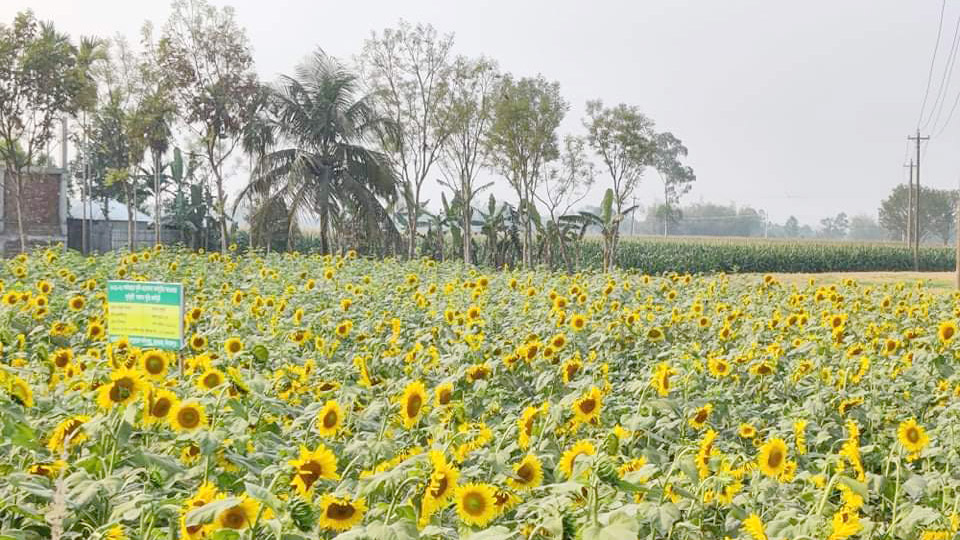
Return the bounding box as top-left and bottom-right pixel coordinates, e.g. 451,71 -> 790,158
579,237 -> 957,273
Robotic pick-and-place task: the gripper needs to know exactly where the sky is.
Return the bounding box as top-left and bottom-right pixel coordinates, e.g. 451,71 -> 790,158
3,0 -> 957,227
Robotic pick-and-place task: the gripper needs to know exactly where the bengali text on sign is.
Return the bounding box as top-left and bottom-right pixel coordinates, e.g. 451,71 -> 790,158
106,281 -> 184,350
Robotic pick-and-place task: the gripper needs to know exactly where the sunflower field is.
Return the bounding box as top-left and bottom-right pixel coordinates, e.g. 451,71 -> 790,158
1,247 -> 960,540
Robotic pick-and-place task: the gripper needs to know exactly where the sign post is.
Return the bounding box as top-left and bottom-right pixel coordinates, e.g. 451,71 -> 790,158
106,281 -> 184,350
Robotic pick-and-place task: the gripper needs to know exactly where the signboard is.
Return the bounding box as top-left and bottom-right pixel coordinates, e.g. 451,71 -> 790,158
106,281 -> 184,350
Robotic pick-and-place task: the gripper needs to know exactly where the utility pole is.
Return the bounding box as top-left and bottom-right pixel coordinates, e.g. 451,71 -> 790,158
956,193 -> 960,289
904,160 -> 914,246
908,130 -> 929,271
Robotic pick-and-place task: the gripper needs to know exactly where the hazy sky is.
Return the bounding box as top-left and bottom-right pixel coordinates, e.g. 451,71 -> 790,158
3,1 -> 955,226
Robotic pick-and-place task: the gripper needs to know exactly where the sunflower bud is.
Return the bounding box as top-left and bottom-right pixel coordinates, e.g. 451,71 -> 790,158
289,497 -> 315,532
595,454 -> 620,485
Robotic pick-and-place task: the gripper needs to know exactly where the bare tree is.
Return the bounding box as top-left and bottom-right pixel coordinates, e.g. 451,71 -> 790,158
438,56 -> 499,265
360,20 -> 456,259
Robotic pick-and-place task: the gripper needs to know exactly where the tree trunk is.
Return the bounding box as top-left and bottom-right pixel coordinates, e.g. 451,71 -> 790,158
13,172 -> 26,253
320,209 -> 330,255
463,189 -> 472,265
154,151 -> 161,246
407,208 -> 417,259
125,184 -> 134,251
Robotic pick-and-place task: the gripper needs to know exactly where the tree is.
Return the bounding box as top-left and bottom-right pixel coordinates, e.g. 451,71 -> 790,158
135,23 -> 177,246
487,75 -> 567,267
848,214 -> 886,241
535,135 -> 594,269
361,21 -> 456,259
879,184 -> 957,243
818,212 -> 849,239
236,52 -> 399,255
783,216 -> 800,238
571,188 -> 636,272
438,56 -> 499,265
583,101 -> 653,259
584,101 -> 695,251
0,11 -> 87,252
158,0 -> 260,252
652,132 -> 696,235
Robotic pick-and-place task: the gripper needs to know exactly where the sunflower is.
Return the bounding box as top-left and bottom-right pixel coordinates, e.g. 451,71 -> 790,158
646,327 -> 665,342
688,403 -> 713,430
651,362 -> 676,397
289,444 -> 340,497
196,368 -> 225,391
68,295 -> 86,311
317,493 -> 366,532
558,439 -> 596,479
335,320 -> 353,339
96,367 -> 144,409
569,313 -> 587,331
9,376 -> 33,407
216,495 -> 259,530
143,388 -> 179,425
50,348 -> 75,369
434,382 -> 454,407
572,386 -> 603,425
454,483 -> 497,528
897,418 -> 930,457
561,357 -> 582,384
738,423 -> 757,439
758,438 -> 789,478
28,459 -> 66,478
828,509 -> 862,540
86,321 -> 105,341
103,525 -> 127,540
743,514 -> 768,540
139,349 -> 170,380
518,405 -> 541,450
398,380 -> 428,429
508,454 -> 543,491
316,400 -> 343,437
420,451 -> 460,524
170,401 -> 207,432
707,357 -> 731,378
47,415 -> 91,452
189,333 -> 207,351
938,320 -> 958,344
223,337 -> 244,356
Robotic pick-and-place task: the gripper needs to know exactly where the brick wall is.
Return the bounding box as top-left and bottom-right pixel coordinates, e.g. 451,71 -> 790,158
3,172 -> 61,235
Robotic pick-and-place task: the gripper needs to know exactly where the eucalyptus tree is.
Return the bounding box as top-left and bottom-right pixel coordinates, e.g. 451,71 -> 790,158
158,0 -> 261,252
487,75 -> 567,268
237,52 -> 399,255
584,100 -> 695,260
0,11 -> 88,252
360,21 -> 456,259
438,56 -> 500,265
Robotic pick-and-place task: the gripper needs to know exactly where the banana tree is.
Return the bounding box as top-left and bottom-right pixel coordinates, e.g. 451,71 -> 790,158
570,188 -> 637,272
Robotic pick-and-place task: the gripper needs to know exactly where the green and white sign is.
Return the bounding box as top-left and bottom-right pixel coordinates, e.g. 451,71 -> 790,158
107,280 -> 184,350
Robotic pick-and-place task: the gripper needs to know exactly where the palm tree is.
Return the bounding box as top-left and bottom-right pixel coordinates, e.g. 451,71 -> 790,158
237,52 -> 399,254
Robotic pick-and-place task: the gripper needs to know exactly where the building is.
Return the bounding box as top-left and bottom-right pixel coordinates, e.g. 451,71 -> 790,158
0,167 -> 68,256
67,198 -> 154,253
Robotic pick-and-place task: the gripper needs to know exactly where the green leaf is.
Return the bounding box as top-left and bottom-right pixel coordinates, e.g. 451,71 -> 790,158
185,497 -> 239,527
901,474 -> 927,500
463,526 -> 513,540
252,345 -> 269,362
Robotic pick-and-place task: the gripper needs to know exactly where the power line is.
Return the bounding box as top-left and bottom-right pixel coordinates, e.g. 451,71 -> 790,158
919,0 -> 949,128
923,10 -> 960,131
